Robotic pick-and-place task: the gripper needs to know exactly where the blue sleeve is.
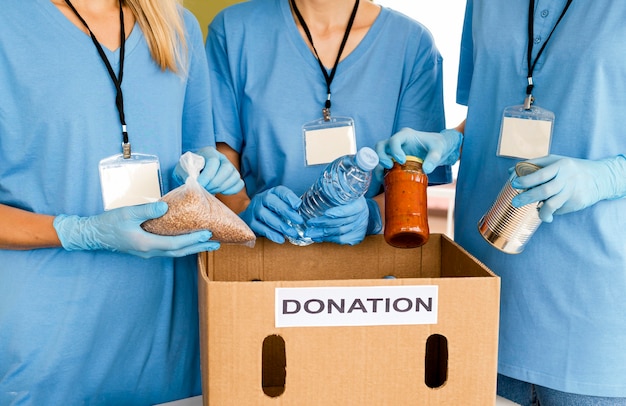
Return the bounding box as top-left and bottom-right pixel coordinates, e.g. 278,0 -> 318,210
456,0 -> 474,107
182,9 -> 215,153
393,22 -> 451,186
205,11 -> 244,153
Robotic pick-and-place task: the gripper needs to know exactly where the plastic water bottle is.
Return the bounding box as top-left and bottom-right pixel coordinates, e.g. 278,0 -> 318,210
288,147 -> 379,246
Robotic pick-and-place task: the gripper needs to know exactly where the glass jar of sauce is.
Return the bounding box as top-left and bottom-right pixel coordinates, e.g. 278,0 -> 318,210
383,156 -> 429,248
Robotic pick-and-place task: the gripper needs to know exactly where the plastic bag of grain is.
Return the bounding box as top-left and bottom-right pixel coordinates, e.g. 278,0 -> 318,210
141,152 -> 255,247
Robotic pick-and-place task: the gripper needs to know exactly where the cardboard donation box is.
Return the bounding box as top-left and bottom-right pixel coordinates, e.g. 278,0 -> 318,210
197,234 -> 500,405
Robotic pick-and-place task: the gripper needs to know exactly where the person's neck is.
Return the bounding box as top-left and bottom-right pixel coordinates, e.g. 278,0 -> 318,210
54,0 -> 120,14
290,0 -> 379,68
291,0 -> 358,33
51,0 -> 134,51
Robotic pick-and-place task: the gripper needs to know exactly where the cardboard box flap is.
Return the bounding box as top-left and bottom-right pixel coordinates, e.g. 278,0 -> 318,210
199,234 -> 494,282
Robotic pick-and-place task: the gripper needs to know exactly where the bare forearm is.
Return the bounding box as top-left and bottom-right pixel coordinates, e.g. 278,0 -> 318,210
216,142 -> 252,214
454,119 -> 466,135
0,205 -> 61,250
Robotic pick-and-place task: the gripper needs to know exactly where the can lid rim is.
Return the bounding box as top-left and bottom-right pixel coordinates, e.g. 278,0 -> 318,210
515,161 -> 542,176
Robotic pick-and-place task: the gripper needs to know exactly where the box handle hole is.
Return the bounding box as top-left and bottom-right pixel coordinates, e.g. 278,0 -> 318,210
424,333 -> 448,388
262,334 -> 286,397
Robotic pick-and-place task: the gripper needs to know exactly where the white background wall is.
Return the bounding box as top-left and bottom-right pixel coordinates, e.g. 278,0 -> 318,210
376,0 -> 468,128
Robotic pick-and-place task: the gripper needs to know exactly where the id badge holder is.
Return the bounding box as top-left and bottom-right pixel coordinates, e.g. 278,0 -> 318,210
99,153 -> 163,210
302,116 -> 357,166
498,104 -> 555,159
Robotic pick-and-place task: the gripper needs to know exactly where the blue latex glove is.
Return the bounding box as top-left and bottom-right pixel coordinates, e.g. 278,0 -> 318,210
174,146 -> 244,195
304,196 -> 370,245
53,202 -> 220,258
365,198 -> 383,235
512,154 -> 626,223
239,186 -> 304,244
374,128 -> 463,181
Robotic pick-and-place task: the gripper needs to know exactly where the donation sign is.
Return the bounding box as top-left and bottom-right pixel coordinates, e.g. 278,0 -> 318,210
275,285 -> 438,328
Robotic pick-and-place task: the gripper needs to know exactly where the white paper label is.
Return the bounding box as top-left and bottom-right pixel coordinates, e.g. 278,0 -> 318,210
304,125 -> 356,166
305,127 -> 356,165
499,116 -> 552,159
275,285 -> 438,328
100,160 -> 161,210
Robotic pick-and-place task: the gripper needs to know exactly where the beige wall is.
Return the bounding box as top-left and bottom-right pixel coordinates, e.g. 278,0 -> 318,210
185,0 -> 241,39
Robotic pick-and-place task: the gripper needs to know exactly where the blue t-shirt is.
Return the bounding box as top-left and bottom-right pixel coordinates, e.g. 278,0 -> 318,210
206,0 -> 450,200
457,0 -> 626,396
0,1 -> 211,404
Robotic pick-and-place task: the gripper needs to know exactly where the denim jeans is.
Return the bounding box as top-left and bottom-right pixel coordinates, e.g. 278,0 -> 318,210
497,374 -> 626,406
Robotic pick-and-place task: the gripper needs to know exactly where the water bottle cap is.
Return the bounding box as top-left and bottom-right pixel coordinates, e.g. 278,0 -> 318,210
355,147 -> 379,171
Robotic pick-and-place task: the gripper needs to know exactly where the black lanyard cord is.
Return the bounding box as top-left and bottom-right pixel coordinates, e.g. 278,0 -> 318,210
64,0 -> 130,157
290,0 -> 359,120
525,0 -> 572,106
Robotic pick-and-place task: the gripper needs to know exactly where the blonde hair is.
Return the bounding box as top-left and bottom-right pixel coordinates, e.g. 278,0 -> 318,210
125,0 -> 187,73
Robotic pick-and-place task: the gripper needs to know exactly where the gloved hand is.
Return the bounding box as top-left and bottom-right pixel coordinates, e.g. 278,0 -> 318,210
239,186 -> 304,244
511,154 -> 626,223
174,146 -> 244,195
304,196 -> 370,245
53,202 -> 220,258
374,128 -> 463,181
365,198 -> 383,235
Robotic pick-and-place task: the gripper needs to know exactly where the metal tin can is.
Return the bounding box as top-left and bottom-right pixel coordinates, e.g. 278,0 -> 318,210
383,156 -> 429,248
477,162 -> 542,254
